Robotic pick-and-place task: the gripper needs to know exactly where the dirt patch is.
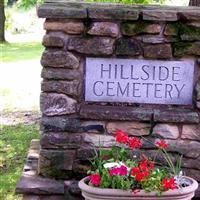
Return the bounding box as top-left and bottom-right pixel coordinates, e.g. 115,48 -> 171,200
1,111 -> 41,126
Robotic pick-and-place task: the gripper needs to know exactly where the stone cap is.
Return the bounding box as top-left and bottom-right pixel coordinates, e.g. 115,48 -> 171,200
37,0 -> 200,21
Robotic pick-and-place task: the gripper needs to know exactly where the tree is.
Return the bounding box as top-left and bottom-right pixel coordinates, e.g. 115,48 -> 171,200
7,0 -> 18,6
189,0 -> 200,6
0,0 -> 6,42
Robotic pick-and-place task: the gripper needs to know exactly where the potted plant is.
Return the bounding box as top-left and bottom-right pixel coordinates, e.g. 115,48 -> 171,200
79,130 -> 198,200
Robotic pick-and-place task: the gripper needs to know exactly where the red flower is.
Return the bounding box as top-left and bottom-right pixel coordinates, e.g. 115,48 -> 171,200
139,159 -> 154,171
162,177 -> 178,190
131,167 -> 150,182
155,140 -> 168,149
131,160 -> 154,182
131,167 -> 140,176
135,171 -> 150,182
128,137 -> 142,149
114,130 -> 129,144
90,174 -> 101,186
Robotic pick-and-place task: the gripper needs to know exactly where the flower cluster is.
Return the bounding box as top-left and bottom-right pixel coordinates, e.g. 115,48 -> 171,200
162,177 -> 178,190
88,130 -> 180,194
131,159 -> 154,181
114,129 -> 142,149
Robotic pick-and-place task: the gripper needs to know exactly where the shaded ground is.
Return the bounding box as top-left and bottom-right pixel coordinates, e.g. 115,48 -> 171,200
1,111 -> 40,126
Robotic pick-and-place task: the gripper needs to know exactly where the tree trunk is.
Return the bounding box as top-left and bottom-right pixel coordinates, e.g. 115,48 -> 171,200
189,0 -> 200,6
0,0 -> 6,42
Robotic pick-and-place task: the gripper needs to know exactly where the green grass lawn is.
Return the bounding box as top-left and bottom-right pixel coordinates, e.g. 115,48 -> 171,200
0,125 -> 39,200
1,42 -> 43,63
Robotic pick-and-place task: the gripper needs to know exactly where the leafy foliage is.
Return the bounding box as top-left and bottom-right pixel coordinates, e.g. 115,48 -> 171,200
16,0 -> 44,9
86,0 -> 166,4
88,130 -> 183,194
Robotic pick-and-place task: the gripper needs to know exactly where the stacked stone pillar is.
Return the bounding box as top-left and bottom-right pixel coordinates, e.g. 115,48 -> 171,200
16,1 -> 200,199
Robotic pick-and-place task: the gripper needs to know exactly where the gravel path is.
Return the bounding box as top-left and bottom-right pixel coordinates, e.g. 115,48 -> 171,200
1,111 -> 40,126
1,59 -> 42,126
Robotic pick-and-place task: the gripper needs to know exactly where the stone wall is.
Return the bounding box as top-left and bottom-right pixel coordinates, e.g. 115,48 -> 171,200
17,1 -> 200,199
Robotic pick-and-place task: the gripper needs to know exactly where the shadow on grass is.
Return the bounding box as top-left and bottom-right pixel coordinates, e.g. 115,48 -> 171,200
1,42 -> 43,63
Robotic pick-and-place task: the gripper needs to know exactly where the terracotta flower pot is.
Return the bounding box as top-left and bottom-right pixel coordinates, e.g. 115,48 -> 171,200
79,176 -> 198,200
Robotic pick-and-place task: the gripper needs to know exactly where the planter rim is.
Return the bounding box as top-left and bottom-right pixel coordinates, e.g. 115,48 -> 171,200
79,176 -> 198,197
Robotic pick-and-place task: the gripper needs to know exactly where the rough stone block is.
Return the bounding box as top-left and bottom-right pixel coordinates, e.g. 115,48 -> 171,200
187,22 -> 200,28
30,139 -> 40,150
41,133 -> 83,149
41,68 -> 81,80
73,160 -> 91,176
88,22 -> 119,37
152,124 -> 179,139
143,10 -> 178,21
80,105 -> 153,121
42,34 -> 64,47
81,121 -> 105,133
197,102 -> 200,109
121,22 -> 161,36
88,7 -> 139,20
196,83 -> 200,101
41,80 -> 80,98
40,93 -> 77,116
16,175 -> 64,194
154,109 -> 199,124
41,116 -> 83,133
181,125 -> 200,141
64,180 -> 82,196
142,35 -> 179,44
76,147 -> 96,160
39,149 -> 76,178
27,147 -> 39,161
115,38 -> 142,56
106,122 -> 151,136
44,21 -> 84,34
180,25 -> 200,41
164,24 -> 179,36
179,10 -> 200,21
184,168 -> 200,182
83,133 -> 115,147
23,195 -> 65,200
144,44 -> 172,59
68,37 -> 114,55
182,157 -> 200,170
164,139 -> 200,158
41,50 -> 79,69
37,4 -> 87,19
142,138 -> 200,159
64,181 -> 84,200
173,42 -> 200,57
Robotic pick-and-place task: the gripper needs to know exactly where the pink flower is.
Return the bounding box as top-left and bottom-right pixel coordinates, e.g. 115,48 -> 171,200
109,166 -> 128,176
109,168 -> 119,176
90,174 -> 101,186
119,165 -> 128,176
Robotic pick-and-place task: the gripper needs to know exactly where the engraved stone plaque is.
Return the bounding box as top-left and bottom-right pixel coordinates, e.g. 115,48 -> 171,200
85,58 -> 194,105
